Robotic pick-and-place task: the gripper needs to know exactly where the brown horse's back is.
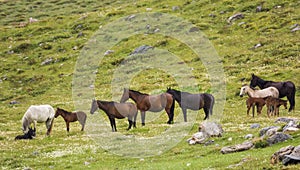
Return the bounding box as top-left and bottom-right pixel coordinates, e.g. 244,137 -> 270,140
114,103 -> 137,118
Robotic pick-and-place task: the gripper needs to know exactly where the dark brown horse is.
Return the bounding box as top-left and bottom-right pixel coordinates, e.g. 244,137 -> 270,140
90,99 -> 138,132
246,97 -> 266,117
120,88 -> 175,125
55,107 -> 87,132
166,88 -> 214,121
250,74 -> 295,112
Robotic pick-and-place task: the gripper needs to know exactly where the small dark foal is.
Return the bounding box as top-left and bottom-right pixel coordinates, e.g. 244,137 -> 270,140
15,127 -> 36,140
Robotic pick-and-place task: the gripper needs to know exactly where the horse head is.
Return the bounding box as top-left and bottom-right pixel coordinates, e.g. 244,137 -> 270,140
250,73 -> 258,88
28,127 -> 36,137
55,107 -> 62,118
239,86 -> 247,97
120,88 -> 129,103
90,99 -> 98,114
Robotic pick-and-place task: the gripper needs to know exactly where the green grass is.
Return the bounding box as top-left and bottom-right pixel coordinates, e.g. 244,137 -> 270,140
0,0 -> 300,169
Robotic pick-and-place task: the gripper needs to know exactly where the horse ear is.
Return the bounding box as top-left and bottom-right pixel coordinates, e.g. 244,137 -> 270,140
251,73 -> 255,77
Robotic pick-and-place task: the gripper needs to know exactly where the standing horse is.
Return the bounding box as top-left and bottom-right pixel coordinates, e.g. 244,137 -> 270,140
90,99 -> 138,132
120,88 -> 175,125
22,105 -> 55,136
55,107 -> 87,132
250,74 -> 296,112
239,85 -> 279,98
166,88 -> 214,121
246,97 -> 266,117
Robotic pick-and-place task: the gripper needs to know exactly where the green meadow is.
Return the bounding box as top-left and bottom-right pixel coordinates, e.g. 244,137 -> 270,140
0,0 -> 299,169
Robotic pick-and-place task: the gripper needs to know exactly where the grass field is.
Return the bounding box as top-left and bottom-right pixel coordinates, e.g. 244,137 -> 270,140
0,0 -> 299,169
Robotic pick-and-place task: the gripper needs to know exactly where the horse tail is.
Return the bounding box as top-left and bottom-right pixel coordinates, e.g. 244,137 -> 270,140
208,94 -> 215,116
170,95 -> 175,119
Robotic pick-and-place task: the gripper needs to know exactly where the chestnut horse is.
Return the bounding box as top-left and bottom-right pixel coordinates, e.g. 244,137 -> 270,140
166,88 -> 214,121
90,99 -> 138,132
250,74 -> 296,112
246,97 -> 266,117
120,88 -> 175,125
55,107 -> 87,132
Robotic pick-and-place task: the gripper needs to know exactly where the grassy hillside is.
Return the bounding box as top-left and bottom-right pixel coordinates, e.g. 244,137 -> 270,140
0,0 -> 299,169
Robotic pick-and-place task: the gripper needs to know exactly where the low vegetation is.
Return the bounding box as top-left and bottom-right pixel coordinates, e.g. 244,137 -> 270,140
0,0 -> 299,169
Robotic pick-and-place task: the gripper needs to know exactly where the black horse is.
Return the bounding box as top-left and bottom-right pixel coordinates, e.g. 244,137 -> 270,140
250,74 -> 296,112
166,88 -> 214,121
15,127 -> 36,140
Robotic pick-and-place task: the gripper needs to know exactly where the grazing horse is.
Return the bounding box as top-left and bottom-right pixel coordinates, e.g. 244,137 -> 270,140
246,97 -> 266,117
15,127 -> 36,140
166,88 -> 214,121
239,85 -> 279,98
265,96 -> 288,117
120,88 -> 175,125
90,99 -> 138,132
55,107 -> 87,132
22,105 -> 55,136
250,74 -> 296,112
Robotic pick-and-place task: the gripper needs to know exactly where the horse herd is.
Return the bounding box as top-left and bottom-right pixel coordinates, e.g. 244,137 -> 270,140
15,74 -> 296,140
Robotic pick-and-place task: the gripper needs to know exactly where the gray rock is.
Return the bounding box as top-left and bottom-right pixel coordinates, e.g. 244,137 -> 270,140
282,145 -> 300,166
41,58 -> 53,65
291,26 -> 300,32
104,50 -> 114,56
199,121 -> 223,137
9,100 -> 19,105
227,13 -> 244,24
266,132 -> 291,146
244,134 -> 253,139
271,145 -> 294,164
259,126 -> 279,137
250,123 -> 260,129
275,117 -> 298,124
221,141 -> 253,154
130,45 -> 153,55
172,6 -> 180,11
187,132 -> 208,145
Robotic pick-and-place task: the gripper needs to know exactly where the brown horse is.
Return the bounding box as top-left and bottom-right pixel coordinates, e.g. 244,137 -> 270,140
246,97 -> 266,117
120,88 -> 175,125
250,74 -> 296,112
265,97 -> 288,117
55,107 -> 87,132
90,99 -> 138,132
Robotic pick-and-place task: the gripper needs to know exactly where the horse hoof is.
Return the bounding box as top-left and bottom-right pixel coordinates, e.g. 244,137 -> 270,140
142,123 -> 145,126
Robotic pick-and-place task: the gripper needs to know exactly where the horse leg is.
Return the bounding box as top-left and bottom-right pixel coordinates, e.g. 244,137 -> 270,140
112,118 -> 117,132
109,118 -> 115,132
203,107 -> 210,120
141,111 -> 146,126
46,118 -> 54,136
127,118 -> 133,130
133,112 -> 138,128
66,122 -> 70,132
252,104 -> 255,118
81,115 -> 87,131
182,108 -> 187,122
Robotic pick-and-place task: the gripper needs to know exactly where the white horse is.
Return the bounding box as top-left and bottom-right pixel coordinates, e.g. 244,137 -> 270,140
239,85 -> 279,98
22,105 -> 55,136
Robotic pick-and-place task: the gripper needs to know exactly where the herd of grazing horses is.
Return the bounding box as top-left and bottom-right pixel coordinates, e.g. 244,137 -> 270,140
15,74 -> 296,139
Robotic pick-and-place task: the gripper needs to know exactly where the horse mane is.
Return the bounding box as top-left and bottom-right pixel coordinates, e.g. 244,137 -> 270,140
58,108 -> 72,115
129,89 -> 149,96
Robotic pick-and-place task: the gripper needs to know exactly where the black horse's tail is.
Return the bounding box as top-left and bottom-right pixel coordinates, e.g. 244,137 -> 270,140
170,96 -> 175,121
208,94 -> 215,116
285,81 -> 296,112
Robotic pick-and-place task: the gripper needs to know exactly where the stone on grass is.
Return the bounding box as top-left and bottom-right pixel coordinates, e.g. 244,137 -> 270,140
266,132 -> 291,146
221,141 -> 254,154
227,13 -> 244,24
250,123 -> 260,129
